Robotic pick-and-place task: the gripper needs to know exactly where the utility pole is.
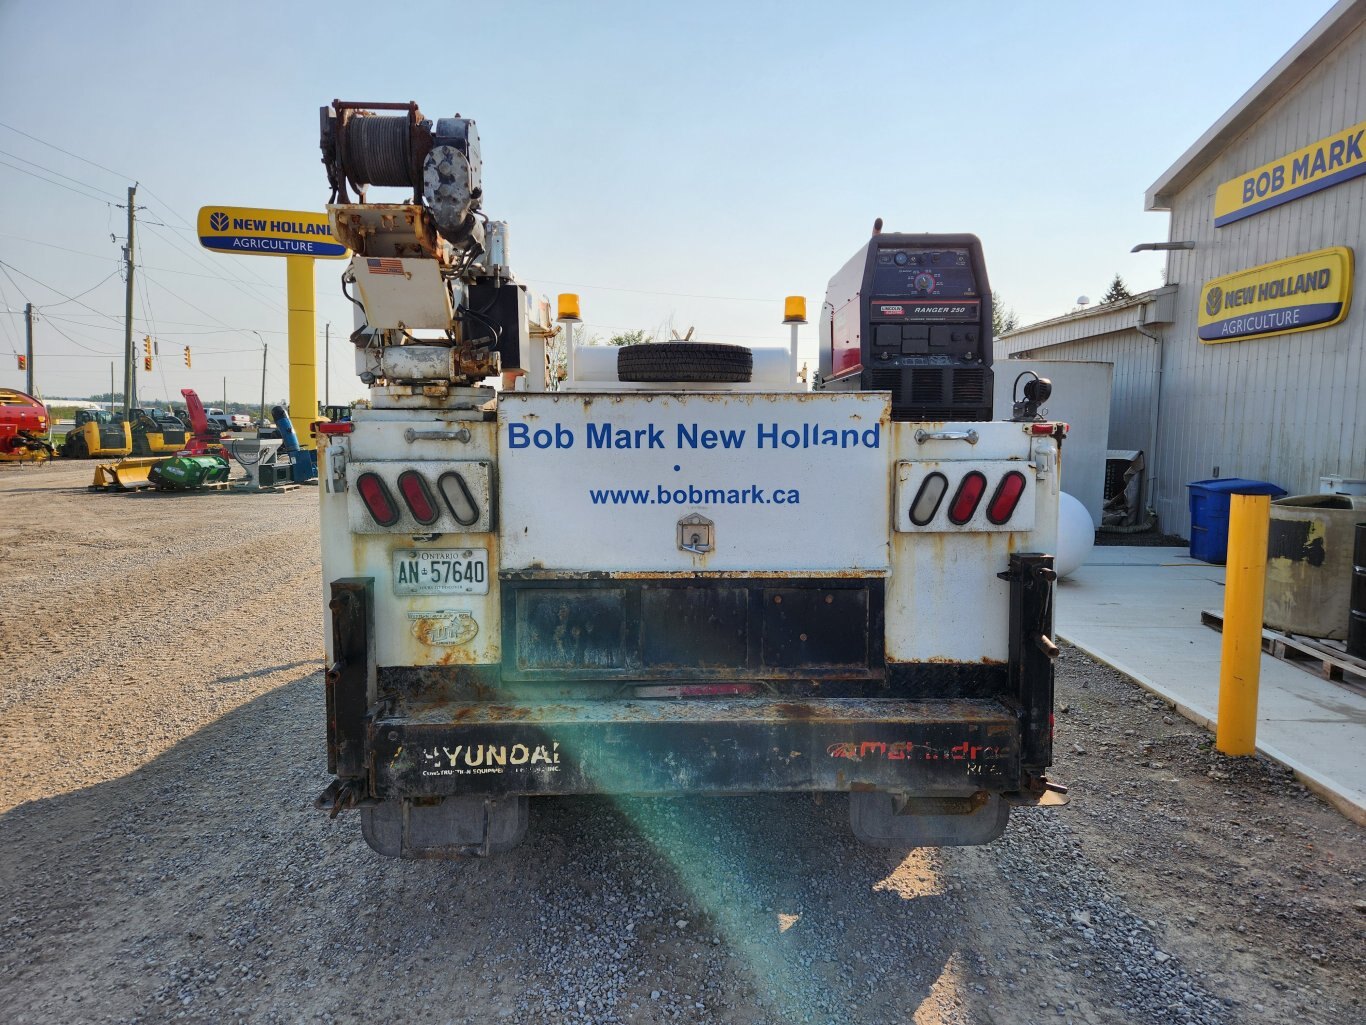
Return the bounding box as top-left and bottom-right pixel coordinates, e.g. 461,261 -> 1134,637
260,342 -> 267,426
121,185 -> 137,421
23,302 -> 34,395
324,322 -> 330,407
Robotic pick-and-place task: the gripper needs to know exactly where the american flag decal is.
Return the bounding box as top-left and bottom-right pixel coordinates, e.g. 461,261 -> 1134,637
367,258 -> 405,275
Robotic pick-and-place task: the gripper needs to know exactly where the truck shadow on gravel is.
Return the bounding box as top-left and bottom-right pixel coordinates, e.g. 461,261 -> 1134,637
0,676 -> 986,1025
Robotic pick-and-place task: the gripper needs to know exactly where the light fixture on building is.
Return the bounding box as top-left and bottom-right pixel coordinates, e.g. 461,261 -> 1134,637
1130,241 -> 1196,253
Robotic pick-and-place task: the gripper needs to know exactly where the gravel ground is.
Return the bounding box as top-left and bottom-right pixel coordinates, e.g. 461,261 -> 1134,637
2,461 -> 1363,1024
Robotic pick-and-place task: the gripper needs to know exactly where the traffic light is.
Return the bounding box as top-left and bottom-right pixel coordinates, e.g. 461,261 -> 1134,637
143,355 -> 152,372
143,336 -> 152,359
16,354 -> 25,371
183,346 -> 191,368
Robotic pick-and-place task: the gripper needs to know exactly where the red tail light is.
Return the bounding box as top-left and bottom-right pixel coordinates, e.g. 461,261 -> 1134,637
357,472 -> 400,526
909,472 -> 949,526
397,470 -> 439,525
986,471 -> 1027,524
947,471 -> 987,524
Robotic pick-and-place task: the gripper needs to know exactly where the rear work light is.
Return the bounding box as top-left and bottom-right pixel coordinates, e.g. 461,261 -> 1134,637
986,470 -> 1027,524
397,470 -> 440,526
909,472 -> 949,526
438,471 -> 480,526
356,472 -> 400,527
947,471 -> 987,524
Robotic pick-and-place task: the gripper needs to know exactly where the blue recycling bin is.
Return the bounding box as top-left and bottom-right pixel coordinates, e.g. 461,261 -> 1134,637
1186,478 -> 1287,564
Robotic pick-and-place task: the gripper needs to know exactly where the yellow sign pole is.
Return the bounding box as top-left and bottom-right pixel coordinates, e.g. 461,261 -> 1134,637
286,256 -> 318,451
1216,494 -> 1272,755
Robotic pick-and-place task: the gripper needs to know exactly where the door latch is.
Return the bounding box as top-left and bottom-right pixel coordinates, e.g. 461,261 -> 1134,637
677,513 -> 714,554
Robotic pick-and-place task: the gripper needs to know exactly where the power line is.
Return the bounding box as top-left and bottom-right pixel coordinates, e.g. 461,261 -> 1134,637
0,147 -> 123,200
0,119 -> 283,298
0,259 -> 123,325
139,222 -> 282,311
40,315 -> 121,356
140,217 -> 281,290
39,269 -> 122,310
0,261 -> 283,340
0,232 -> 293,294
0,118 -> 132,185
0,269 -> 21,353
0,158 -> 116,205
142,269 -> 263,337
37,311 -> 285,338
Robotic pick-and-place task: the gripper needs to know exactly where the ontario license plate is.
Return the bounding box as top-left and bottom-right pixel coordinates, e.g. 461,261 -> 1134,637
393,549 -> 489,595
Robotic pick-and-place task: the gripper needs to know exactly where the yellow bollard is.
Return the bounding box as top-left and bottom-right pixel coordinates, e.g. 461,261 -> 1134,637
1216,493 -> 1271,755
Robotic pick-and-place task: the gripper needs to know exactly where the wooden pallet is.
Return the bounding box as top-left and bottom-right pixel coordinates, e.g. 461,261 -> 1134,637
1201,609 -> 1366,691
128,481 -> 234,495
232,482 -> 300,493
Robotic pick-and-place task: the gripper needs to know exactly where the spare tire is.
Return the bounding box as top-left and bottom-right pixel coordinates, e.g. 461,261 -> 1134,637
617,342 -> 753,383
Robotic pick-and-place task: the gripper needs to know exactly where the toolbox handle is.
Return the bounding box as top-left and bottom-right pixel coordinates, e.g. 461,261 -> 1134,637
913,429 -> 979,445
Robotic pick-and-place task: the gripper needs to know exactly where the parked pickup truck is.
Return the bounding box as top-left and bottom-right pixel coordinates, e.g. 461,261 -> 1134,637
206,408 -> 252,432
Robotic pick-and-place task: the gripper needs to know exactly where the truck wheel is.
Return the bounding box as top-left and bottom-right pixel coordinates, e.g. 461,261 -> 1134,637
617,342 -> 753,383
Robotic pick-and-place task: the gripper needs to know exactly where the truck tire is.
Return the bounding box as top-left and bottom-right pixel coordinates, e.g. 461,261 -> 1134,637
617,342 -> 753,383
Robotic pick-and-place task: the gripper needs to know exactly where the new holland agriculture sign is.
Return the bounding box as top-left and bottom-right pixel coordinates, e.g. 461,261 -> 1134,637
1213,121 -> 1366,227
196,206 -> 347,258
1198,247 -> 1353,344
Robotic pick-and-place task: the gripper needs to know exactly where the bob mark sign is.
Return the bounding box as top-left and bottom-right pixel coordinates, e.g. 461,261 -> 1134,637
1214,121 -> 1366,227
1198,247 -> 1353,344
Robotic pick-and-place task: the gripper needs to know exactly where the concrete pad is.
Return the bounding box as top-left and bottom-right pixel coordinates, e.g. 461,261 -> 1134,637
1057,546 -> 1366,824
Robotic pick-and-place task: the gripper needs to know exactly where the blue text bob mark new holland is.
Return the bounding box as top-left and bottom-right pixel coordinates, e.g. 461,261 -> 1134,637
506,421 -> 883,451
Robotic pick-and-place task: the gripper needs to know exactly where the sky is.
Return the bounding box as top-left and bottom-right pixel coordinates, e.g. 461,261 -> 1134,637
0,0 -> 1338,406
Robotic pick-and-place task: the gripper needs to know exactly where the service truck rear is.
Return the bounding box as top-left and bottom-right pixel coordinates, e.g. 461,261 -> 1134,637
314,100 -> 1066,858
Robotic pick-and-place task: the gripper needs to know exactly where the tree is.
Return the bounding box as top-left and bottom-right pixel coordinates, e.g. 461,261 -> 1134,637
607,329 -> 654,347
1101,274 -> 1133,304
991,291 -> 1019,336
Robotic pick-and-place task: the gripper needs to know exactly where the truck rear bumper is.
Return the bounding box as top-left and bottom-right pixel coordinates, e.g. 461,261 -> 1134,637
364,697 -> 1021,799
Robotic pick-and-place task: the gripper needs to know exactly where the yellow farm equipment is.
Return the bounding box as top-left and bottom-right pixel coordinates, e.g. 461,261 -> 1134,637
131,408 -> 190,456
61,409 -> 132,458
90,457 -> 159,490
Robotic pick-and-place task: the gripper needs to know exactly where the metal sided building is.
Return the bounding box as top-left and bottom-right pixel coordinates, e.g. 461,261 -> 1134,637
999,0 -> 1366,537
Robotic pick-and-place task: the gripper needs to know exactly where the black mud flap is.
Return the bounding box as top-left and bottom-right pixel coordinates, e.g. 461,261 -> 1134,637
360,796 -> 529,859
848,791 -> 1009,848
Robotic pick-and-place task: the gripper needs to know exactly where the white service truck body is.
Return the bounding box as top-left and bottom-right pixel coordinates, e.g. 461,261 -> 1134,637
312,100 -> 1065,858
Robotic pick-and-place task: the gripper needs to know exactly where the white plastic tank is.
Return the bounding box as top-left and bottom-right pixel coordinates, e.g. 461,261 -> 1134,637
1055,491 -> 1096,579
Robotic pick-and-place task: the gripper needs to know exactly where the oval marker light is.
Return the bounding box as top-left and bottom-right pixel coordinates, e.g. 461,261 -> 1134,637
438,471 -> 480,526
397,470 -> 439,525
357,472 -> 400,527
909,472 -> 949,526
987,471 -> 1027,525
947,471 -> 987,524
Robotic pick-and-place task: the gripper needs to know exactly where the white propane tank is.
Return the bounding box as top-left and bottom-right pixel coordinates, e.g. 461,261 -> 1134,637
1055,491 -> 1096,579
